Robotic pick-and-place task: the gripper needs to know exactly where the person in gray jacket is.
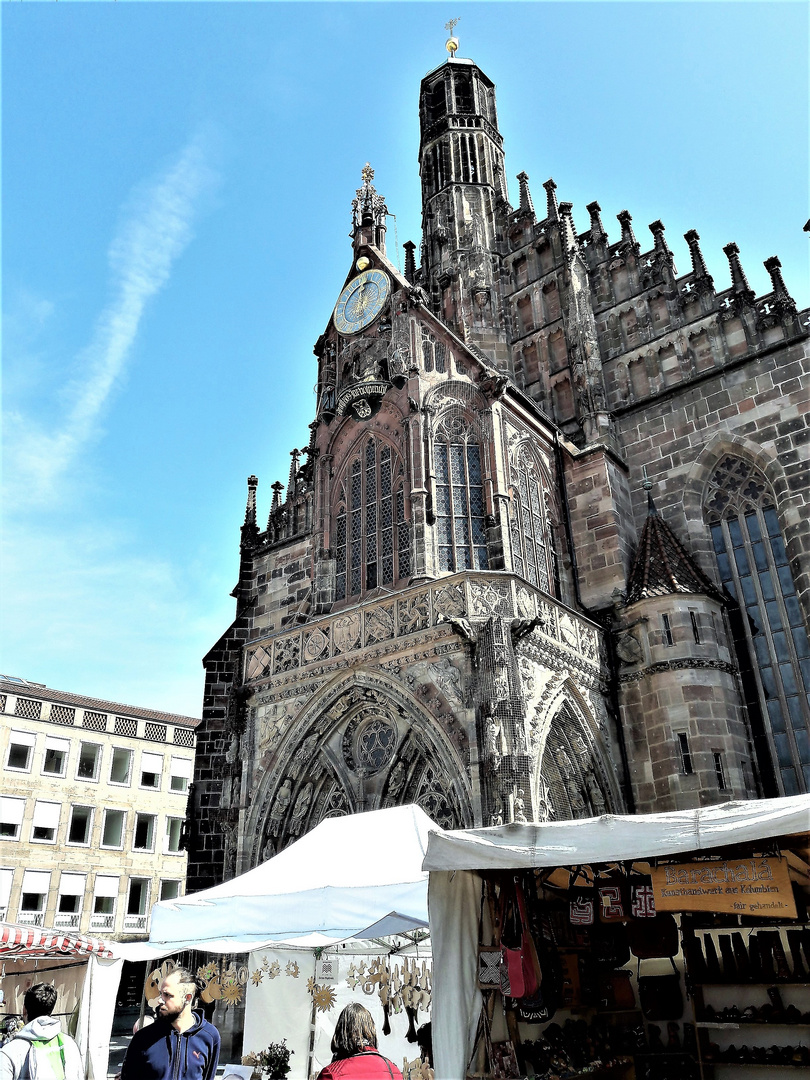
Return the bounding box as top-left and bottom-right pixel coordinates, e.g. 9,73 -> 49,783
0,983 -> 83,1079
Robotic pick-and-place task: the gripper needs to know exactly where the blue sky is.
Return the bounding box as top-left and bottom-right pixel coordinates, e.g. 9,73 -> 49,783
2,2 -> 808,718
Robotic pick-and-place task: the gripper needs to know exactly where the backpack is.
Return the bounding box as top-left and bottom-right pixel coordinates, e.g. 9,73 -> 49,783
28,1033 -> 67,1079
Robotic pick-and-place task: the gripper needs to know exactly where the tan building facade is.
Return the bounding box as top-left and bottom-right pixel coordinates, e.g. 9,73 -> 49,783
0,676 -> 198,940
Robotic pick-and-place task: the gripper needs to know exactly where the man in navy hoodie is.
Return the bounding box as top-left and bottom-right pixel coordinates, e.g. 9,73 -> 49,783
121,967 -> 220,1080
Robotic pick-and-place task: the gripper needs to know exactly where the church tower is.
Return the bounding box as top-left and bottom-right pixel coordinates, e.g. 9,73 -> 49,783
185,39 -> 808,892
418,58 -> 512,369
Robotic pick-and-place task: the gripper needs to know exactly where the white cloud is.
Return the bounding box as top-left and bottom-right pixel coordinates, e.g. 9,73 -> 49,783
4,133 -> 216,509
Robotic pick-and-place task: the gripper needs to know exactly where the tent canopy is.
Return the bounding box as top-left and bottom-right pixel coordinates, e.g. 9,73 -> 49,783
148,804 -> 440,950
423,793 -> 810,871
0,922 -> 115,958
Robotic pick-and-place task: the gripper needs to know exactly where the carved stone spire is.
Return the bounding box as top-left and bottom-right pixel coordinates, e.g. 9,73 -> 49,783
352,163 -> 388,253
270,481 -> 284,513
403,240 -> 417,283
617,210 -> 639,252
587,201 -> 608,243
516,171 -> 535,219
241,475 -> 260,550
649,220 -> 673,263
723,242 -> 754,302
543,178 -> 559,222
287,449 -> 300,498
764,255 -> 797,314
559,202 -> 578,256
684,229 -> 713,286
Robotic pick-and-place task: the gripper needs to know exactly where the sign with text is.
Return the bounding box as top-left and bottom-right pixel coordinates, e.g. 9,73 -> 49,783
651,856 -> 796,918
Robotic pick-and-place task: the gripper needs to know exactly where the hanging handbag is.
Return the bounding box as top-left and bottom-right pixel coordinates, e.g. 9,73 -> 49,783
628,912 -> 679,959
598,878 -> 629,922
592,920 -> 630,968
477,881 -> 503,991
499,876 -> 539,1000
637,957 -> 683,1020
597,968 -> 635,1011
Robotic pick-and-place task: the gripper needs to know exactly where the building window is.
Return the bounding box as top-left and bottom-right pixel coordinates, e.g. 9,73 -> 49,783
705,457 -> 810,794
43,736 -> 70,776
56,873 -> 85,929
19,870 -> 50,926
165,817 -> 184,854
713,751 -> 727,791
0,869 -> 13,921
6,731 -> 35,772
14,698 -> 42,721
0,797 -> 25,840
91,876 -> 118,931
68,805 -> 93,845
334,437 -> 410,601
661,613 -> 674,647
125,878 -> 150,931
76,742 -> 101,781
133,814 -> 156,851
169,757 -> 192,793
31,801 -> 60,843
421,326 -> 446,373
690,610 -> 702,645
434,415 -> 488,573
109,748 -> 132,786
139,752 -> 163,790
101,809 -> 125,849
160,880 -> 181,902
509,446 -> 555,594
677,732 -> 694,775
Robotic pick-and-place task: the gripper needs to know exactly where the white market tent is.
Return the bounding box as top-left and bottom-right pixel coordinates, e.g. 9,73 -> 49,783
423,794 -> 810,1080
144,803 -> 440,954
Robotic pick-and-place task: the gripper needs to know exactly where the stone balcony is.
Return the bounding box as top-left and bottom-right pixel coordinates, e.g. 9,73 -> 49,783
243,571 -> 604,688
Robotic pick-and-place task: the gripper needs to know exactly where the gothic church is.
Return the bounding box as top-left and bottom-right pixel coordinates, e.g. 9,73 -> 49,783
186,50 -> 809,891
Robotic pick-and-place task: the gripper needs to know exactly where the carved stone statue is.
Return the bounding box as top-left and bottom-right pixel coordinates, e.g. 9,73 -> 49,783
290,782 -> 313,836
269,777 -> 292,837
513,788 -> 528,824
387,760 -> 406,801
586,771 -> 607,817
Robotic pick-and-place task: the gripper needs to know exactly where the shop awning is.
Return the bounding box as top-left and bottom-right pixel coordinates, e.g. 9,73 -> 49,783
423,793 -> 810,871
0,922 -> 115,958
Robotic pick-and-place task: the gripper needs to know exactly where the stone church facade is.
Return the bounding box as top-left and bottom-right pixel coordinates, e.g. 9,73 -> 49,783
186,54 -> 809,891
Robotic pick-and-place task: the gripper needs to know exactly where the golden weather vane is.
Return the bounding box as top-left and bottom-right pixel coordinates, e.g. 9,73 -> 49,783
444,18 -> 460,57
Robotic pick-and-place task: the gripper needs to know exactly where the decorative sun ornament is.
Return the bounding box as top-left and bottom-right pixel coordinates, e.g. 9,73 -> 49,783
268,961 -> 281,979
306,977 -> 317,995
313,985 -> 337,1012
285,960 -> 300,979
251,970 -> 263,986
222,982 -> 243,1005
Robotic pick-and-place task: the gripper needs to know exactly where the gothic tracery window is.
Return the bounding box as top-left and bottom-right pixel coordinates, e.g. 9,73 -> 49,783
334,437 -> 410,602
705,456 -> 810,794
510,445 -> 555,594
434,414 -> 488,572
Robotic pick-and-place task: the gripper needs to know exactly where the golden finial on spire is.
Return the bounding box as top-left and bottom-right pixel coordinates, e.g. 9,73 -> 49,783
444,17 -> 459,57
361,163 -> 375,184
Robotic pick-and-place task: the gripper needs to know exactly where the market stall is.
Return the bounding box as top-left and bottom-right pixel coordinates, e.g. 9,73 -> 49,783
0,922 -> 123,1080
423,794 -> 810,1080
119,804 -> 440,1077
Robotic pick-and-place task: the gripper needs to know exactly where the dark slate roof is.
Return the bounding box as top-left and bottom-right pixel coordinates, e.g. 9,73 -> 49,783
626,500 -> 723,605
0,676 -> 201,727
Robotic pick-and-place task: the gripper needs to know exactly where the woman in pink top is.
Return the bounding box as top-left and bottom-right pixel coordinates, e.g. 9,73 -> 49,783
317,1005 -> 403,1080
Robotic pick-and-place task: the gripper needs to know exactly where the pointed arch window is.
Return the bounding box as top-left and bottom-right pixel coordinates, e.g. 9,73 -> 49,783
509,446 -> 556,595
334,437 -> 410,602
705,456 -> 810,794
434,414 -> 488,572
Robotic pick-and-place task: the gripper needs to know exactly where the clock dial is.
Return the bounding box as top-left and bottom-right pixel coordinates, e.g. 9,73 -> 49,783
334,269 -> 391,335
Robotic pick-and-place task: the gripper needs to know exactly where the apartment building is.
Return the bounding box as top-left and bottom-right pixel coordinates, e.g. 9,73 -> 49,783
0,676 -> 199,940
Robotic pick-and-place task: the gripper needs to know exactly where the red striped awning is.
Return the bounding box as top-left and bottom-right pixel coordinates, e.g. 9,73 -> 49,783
0,923 -> 115,958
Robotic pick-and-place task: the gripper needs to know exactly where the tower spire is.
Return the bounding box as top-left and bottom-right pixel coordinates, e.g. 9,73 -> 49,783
352,164 -> 387,253
764,255 -> 797,314
543,178 -> 559,222
241,475 -> 260,551
617,210 -> 639,252
587,201 -> 608,243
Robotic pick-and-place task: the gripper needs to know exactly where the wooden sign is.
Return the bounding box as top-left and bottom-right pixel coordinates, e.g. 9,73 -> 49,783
651,856 -> 797,918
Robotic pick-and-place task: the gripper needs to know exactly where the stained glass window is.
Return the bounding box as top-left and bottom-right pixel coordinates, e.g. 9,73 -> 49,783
435,416 -> 488,572
509,447 -> 554,594
334,437 -> 411,600
705,456 -> 810,794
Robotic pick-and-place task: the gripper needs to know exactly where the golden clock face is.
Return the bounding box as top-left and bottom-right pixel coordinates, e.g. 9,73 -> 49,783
334,269 -> 391,335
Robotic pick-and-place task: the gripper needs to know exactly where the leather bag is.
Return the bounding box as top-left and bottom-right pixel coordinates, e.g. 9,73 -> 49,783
628,913 -> 679,959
